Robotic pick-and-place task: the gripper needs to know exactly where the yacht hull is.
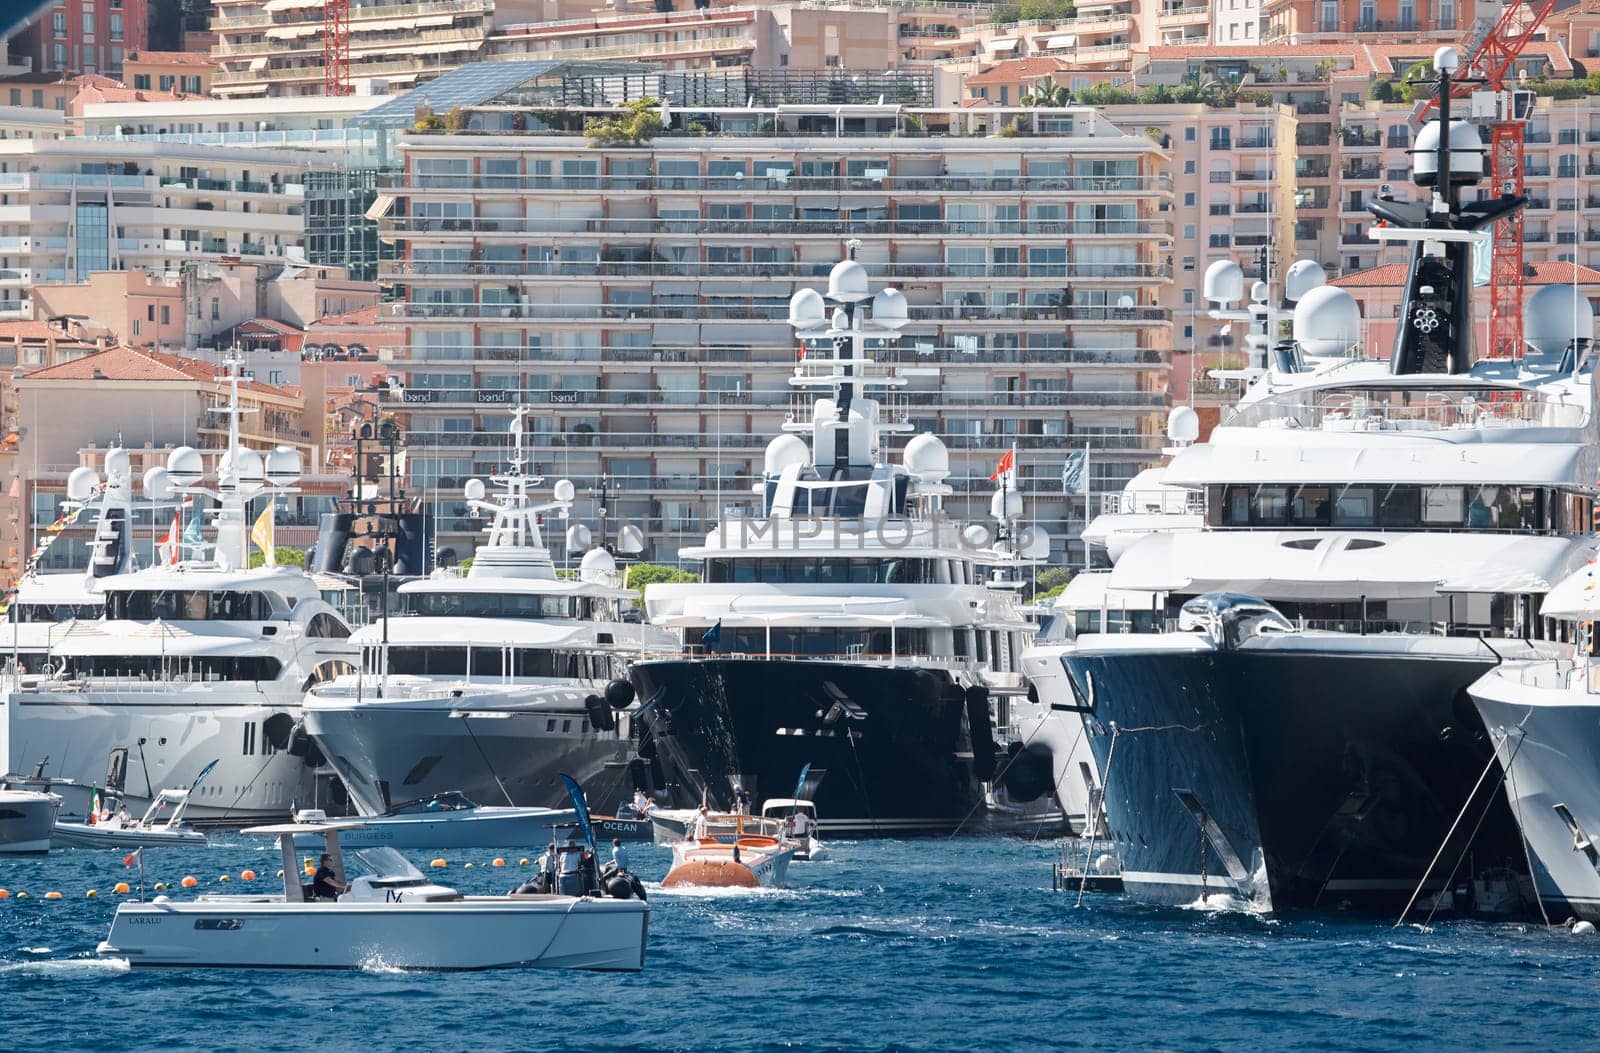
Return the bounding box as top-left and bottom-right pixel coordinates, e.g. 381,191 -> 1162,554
1472,672 -> 1600,923
1063,637 -> 1526,911
304,685 -> 633,815
630,658 -> 1072,837
0,791 -> 61,854
97,896 -> 648,971
5,688 -> 311,821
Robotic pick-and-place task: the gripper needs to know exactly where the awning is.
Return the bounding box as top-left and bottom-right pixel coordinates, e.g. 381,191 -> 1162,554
988,37 -> 1019,52
1045,34 -> 1077,49
364,193 -> 395,222
263,0 -> 323,11
264,24 -> 320,39
1162,440 -> 1586,487
248,57 -> 269,71
1106,530 -> 1581,602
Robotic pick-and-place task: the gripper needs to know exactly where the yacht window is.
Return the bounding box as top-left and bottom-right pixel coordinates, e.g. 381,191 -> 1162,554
1289,487 -> 1332,527
1421,486 -> 1465,525
107,590 -> 271,621
1074,611 -> 1102,634
1224,486 -> 1250,523
759,561 -> 783,584
732,561 -> 756,583
464,593 -> 500,617
790,560 -> 818,583
1252,486 -> 1288,525
58,655 -> 282,680
849,561 -> 875,584
1376,485 -> 1421,527
1332,487 -> 1376,526
306,613 -> 351,638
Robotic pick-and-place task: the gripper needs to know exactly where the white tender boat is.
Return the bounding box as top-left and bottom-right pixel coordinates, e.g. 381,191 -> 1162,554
313,791 -> 578,850
649,808 -> 782,845
761,798 -> 829,862
97,813 -> 649,971
53,786 -> 208,849
662,833 -> 798,889
0,788 -> 61,853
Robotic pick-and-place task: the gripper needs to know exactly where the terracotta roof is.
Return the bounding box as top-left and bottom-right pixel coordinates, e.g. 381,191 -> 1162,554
19,346 -> 292,395
1330,260 -> 1600,288
311,305 -> 380,327
70,83 -> 188,108
964,56 -> 1066,88
238,317 -> 300,336
124,50 -> 213,67
0,321 -> 65,341
72,74 -> 125,89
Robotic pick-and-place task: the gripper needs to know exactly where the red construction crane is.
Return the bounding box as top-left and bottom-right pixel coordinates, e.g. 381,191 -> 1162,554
1417,0 -> 1556,359
323,0 -> 351,97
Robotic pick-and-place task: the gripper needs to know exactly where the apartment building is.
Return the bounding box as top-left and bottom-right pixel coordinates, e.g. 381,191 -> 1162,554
0,139 -> 341,318
210,0 -> 542,98
121,49 -> 214,95
1262,0 -> 1478,40
5,0 -> 148,79
360,65 -> 1174,564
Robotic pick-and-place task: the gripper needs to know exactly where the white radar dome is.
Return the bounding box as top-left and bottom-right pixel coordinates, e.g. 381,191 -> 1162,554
788,288 -> 826,331
1167,405 -> 1201,444
1292,285 -> 1362,356
990,487 -> 1024,522
1203,260 -> 1245,305
579,547 -> 617,582
463,478 -> 486,502
1283,259 -> 1327,303
1526,283 -> 1596,357
615,523 -> 645,554
166,445 -> 203,486
565,523 -> 593,551
66,466 -> 100,502
233,448 -> 265,485
142,466 -> 174,502
104,447 -> 131,483
265,446 -> 302,485
870,287 -> 909,329
1412,120 -> 1483,187
551,479 -> 576,503
827,258 -> 870,303
902,433 -> 950,482
764,434 -> 810,476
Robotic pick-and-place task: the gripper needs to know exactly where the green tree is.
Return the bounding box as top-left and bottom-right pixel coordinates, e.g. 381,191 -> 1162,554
247,546 -> 308,570
624,562 -> 701,590
1021,78 -> 1073,107
584,98 -> 666,147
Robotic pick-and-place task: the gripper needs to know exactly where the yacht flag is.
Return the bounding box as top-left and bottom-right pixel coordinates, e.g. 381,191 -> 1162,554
988,448 -> 1016,482
250,500 -> 276,566
183,501 -> 204,549
157,512 -> 180,566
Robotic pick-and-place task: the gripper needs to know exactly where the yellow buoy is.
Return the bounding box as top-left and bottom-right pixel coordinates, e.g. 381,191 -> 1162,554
218,874 -> 231,883
44,891 -> 62,900
153,882 -> 167,891
464,862 -> 474,869
430,858 -> 447,869
492,858 -> 506,868
519,858 -> 529,866
16,891 -> 29,899
181,875 -> 198,889
241,869 -> 257,881
113,882 -> 131,895
275,870 -> 285,879
86,889 -> 98,898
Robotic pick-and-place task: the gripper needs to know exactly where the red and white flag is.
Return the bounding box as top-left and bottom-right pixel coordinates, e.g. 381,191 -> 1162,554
157,512 -> 180,566
988,448 -> 1016,482
123,848 -> 141,868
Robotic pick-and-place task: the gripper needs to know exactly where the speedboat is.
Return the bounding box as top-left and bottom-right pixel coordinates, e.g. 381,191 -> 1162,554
316,791 -> 578,850
1471,559 -> 1600,923
0,787 -> 61,853
650,809 -> 782,845
97,811 -> 649,971
662,833 -> 798,889
761,798 -> 829,862
53,787 -> 208,850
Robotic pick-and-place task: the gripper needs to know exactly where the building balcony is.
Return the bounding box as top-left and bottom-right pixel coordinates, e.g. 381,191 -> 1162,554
394,300 -> 1171,325
1340,130 -> 1382,149
392,259 -> 1173,283
392,173 -> 1171,195
389,216 -> 1168,239
212,0 -> 489,31
1156,3 -> 1209,24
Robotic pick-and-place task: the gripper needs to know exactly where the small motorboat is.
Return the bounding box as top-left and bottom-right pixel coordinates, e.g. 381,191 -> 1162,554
588,807 -> 655,843
760,798 -> 829,862
661,834 -> 799,889
1051,837 -> 1124,896
97,810 -> 650,971
0,788 -> 62,854
650,808 -> 782,845
319,791 -> 578,850
52,787 -> 208,850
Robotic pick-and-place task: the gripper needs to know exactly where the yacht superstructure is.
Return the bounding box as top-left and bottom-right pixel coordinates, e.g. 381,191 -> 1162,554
1059,51 -> 1600,910
629,257 -> 1076,836
303,406 -> 677,815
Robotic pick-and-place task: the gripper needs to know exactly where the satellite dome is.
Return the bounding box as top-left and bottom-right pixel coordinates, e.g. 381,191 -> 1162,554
1283,259 -> 1327,303
1412,120 -> 1483,187
902,433 -> 949,482
233,448 -> 265,485
764,434 -> 810,476
1292,285 -> 1362,356
551,479 -> 576,503
614,523 -> 645,555
104,447 -> 131,483
788,288 -> 826,331
990,487 -> 1023,522
871,287 -> 909,329
1167,405 -> 1201,444
1526,283 -> 1595,357
566,523 -> 593,552
579,547 -> 617,583
66,466 -> 100,502
265,446 -> 301,485
142,466 -> 174,502
1203,260 -> 1245,305
166,446 -> 203,486
463,478 -> 486,502
827,258 -> 870,303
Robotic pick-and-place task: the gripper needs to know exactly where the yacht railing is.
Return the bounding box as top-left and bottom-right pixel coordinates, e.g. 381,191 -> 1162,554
1516,659 -> 1600,691
1224,390 -> 1588,432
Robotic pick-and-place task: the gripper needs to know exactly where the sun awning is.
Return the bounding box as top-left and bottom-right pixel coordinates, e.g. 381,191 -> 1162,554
263,0 -> 323,11
264,23 -> 320,39
988,37 -> 1019,52
1045,34 -> 1077,49
1106,530 -> 1581,602
364,193 -> 395,221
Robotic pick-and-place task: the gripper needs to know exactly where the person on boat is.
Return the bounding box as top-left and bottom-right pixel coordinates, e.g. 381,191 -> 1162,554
557,835 -> 583,896
791,808 -> 811,843
611,837 -> 629,872
690,806 -> 710,842
115,804 -> 132,829
733,786 -> 751,815
311,854 -> 348,901
632,788 -> 653,818
538,841 -> 558,893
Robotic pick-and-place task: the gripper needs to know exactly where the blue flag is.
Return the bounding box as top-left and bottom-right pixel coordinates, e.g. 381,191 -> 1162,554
700,620 -> 722,650
558,772 -> 595,851
182,505 -> 205,549
792,763 -> 811,804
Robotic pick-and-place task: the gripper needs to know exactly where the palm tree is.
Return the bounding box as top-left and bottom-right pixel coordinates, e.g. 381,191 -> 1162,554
1020,78 -> 1071,107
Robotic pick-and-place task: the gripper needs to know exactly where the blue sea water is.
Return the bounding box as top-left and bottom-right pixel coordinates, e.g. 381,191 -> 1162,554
0,835 -> 1593,1052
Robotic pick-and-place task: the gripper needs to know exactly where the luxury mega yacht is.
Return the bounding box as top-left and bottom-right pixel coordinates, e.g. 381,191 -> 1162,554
629,258 -> 1077,836
5,359 -> 357,821
303,407 -> 677,815
1059,53 -> 1600,911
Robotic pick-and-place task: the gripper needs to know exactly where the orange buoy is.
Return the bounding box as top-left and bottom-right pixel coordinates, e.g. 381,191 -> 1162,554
430,858 -> 447,868
491,858 -> 506,868
0,889 -> 9,899
241,869 -> 257,881
662,859 -> 760,889
113,882 -> 131,895
181,875 -> 198,889
44,891 -> 62,900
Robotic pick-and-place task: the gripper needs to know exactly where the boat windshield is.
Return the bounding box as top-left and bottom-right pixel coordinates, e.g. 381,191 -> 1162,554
386,791 -> 479,815
1223,385 -> 1587,432
106,589 -> 277,621
350,847 -> 427,882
